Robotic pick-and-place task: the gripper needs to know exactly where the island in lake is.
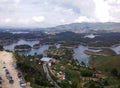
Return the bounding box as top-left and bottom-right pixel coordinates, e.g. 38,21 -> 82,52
14,44 -> 32,51
33,43 -> 40,49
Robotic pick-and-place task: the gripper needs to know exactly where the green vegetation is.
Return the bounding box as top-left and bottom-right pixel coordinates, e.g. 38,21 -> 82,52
47,47 -> 105,88
85,49 -> 116,56
84,81 -> 104,88
33,43 -> 40,49
45,48 -> 66,56
89,49 -> 120,88
14,44 -> 32,51
42,32 -> 120,47
1,31 -> 120,87
0,31 -> 46,45
14,53 -> 54,88
80,69 -> 94,77
0,31 -> 120,48
89,55 -> 120,73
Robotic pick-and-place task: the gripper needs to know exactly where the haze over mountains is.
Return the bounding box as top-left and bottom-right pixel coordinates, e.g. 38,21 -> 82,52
0,22 -> 120,33
45,22 -> 120,33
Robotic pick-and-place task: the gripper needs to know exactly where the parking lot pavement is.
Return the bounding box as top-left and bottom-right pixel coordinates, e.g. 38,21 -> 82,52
0,51 -> 22,88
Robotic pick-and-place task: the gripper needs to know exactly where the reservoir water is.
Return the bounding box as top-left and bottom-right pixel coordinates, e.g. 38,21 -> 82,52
112,46 -> 120,54
4,39 -> 120,65
74,45 -> 89,65
4,40 -> 49,56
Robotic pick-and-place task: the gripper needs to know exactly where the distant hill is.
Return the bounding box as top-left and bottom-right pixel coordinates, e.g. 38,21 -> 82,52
45,22 -> 120,33
0,22 -> 120,33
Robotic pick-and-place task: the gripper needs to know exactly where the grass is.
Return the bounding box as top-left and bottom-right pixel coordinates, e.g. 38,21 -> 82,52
89,49 -> 120,88
89,55 -> 120,73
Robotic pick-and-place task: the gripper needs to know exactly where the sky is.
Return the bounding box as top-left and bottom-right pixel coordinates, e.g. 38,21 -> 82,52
0,0 -> 120,28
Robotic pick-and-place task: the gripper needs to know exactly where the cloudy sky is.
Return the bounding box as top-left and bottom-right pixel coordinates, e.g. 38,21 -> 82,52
0,0 -> 120,28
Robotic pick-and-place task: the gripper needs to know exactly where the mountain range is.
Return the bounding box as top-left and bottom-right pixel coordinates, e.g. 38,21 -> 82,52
0,22 -> 120,33
44,22 -> 120,33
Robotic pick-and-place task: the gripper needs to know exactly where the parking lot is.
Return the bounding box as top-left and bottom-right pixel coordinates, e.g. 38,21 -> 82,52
0,51 -> 24,88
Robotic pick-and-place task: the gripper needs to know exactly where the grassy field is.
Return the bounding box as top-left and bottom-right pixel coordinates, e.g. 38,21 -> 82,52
89,49 -> 120,88
89,55 -> 120,73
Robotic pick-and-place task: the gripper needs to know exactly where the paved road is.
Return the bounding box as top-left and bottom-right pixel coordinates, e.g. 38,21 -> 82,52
43,63 -> 61,88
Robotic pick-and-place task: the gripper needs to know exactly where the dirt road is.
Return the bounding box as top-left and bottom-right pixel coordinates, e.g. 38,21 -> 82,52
0,51 -> 22,88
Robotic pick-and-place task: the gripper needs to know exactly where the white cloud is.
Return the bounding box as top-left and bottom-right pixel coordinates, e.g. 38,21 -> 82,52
60,19 -> 66,23
75,16 -> 89,22
14,0 -> 20,8
18,18 -> 30,24
4,18 -> 12,23
32,16 -> 45,22
0,0 -> 120,27
93,0 -> 112,22
74,16 -> 95,23
106,0 -> 120,22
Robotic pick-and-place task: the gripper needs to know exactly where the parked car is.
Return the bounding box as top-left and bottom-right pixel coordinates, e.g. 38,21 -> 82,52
0,77 -> 2,81
18,73 -> 22,78
6,71 -> 10,75
0,76 -> 2,85
0,81 -> 2,84
5,69 -> 9,72
3,66 -> 6,69
7,76 -> 12,80
9,79 -> 14,84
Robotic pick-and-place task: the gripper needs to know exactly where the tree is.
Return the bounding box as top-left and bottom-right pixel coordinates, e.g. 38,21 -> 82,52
111,68 -> 118,76
71,80 -> 82,88
81,69 -> 93,77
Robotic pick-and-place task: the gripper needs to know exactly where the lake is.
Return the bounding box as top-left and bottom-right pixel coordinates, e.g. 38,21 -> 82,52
4,39 -> 49,56
74,45 -> 89,65
73,45 -> 120,65
4,39 -> 120,65
112,45 -> 120,54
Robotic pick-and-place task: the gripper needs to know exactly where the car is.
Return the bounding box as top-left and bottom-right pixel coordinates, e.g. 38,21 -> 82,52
0,77 -> 2,87
3,66 -> 6,69
7,76 -> 12,80
18,73 -> 22,78
20,83 -> 26,87
0,77 -> 2,81
19,80 -> 24,85
6,74 -> 9,77
5,69 -> 9,72
5,69 -> 9,74
9,80 -> 14,84
6,71 -> 9,75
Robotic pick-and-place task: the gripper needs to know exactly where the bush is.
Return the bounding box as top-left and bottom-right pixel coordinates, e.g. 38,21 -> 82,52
81,69 -> 93,77
111,68 -> 118,76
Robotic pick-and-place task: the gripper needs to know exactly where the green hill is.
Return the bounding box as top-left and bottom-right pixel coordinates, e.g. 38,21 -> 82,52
89,55 -> 120,73
89,53 -> 120,88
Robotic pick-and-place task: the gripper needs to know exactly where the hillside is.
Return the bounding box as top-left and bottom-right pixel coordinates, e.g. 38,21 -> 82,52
89,55 -> 120,73
45,22 -> 120,33
89,50 -> 120,88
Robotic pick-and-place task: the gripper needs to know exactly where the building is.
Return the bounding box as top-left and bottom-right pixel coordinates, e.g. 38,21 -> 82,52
57,72 -> 65,80
41,57 -> 53,62
41,57 -> 56,66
